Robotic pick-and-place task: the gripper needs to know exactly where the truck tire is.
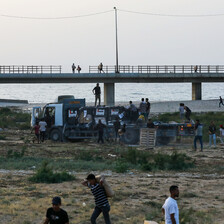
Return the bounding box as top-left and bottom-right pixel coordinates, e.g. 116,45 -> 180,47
50,129 -> 61,142
124,128 -> 139,144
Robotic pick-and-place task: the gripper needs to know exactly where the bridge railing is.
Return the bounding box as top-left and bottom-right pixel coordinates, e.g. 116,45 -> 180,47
0,65 -> 62,74
89,65 -> 224,73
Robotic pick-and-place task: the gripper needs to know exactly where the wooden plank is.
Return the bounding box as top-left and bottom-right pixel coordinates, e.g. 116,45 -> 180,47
140,128 -> 156,148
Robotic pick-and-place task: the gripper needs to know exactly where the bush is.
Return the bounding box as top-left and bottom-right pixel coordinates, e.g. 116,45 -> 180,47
29,161 -> 75,183
119,149 -> 194,172
180,208 -> 212,224
0,135 -> 6,140
0,108 -> 30,129
7,147 -> 26,158
114,159 -> 129,173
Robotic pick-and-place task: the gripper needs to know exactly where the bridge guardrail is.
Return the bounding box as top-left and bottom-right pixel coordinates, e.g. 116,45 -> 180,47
0,65 -> 62,74
89,65 -> 224,74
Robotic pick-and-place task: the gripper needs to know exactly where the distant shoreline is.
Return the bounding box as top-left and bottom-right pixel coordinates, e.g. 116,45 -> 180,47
0,98 -> 222,114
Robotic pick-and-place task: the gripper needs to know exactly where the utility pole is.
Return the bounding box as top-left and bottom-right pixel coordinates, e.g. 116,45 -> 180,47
114,7 -> 119,73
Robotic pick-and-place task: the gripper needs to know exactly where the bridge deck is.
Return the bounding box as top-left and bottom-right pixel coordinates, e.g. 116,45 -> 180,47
0,72 -> 224,83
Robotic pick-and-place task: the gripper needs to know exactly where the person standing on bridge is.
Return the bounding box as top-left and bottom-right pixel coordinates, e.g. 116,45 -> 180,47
194,65 -> 198,73
77,65 -> 81,73
98,63 -> 105,73
72,63 -> 76,73
92,83 -> 101,106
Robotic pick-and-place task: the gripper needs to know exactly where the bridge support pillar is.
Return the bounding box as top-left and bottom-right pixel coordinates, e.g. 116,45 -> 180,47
104,83 -> 115,106
192,82 -> 202,100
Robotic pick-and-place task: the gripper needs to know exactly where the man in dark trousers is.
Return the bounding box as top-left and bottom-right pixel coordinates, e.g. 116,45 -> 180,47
92,83 -> 101,106
43,196 -> 69,224
145,98 -> 151,120
184,106 -> 191,122
98,63 -> 104,73
219,96 -> 224,107
82,174 -> 111,224
194,119 -> 203,151
209,121 -> 216,148
139,98 -> 147,121
113,117 -> 120,142
96,119 -> 106,144
71,63 -> 76,73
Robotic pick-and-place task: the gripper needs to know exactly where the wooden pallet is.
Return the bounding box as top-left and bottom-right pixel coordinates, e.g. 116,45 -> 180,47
140,128 -> 156,149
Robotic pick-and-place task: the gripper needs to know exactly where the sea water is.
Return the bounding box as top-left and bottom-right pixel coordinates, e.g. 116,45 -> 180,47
0,83 -> 223,103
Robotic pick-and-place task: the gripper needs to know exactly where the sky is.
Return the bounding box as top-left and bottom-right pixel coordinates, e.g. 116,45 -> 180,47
1,0 -> 224,72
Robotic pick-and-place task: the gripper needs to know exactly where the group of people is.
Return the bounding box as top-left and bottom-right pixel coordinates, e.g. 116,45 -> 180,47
71,62 -> 105,74
128,98 -> 151,122
95,118 -> 126,144
71,63 -> 81,73
179,103 -> 191,121
193,119 -> 224,151
44,174 -> 112,224
43,175 -> 180,224
32,119 -> 47,143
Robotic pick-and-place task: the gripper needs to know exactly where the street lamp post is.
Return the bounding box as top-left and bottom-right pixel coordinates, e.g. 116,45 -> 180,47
114,7 -> 119,73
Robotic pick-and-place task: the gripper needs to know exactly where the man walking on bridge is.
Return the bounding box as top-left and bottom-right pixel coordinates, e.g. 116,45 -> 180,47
98,63 -> 104,73
72,63 -> 76,73
92,83 -> 101,106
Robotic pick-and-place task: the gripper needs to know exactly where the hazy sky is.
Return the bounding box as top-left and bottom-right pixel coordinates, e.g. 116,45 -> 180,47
1,0 -> 224,72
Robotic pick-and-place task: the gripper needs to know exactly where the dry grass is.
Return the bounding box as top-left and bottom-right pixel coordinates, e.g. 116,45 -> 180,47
0,129 -> 224,223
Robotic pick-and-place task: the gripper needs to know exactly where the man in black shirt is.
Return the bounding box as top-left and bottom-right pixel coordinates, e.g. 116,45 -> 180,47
184,106 -> 191,121
44,197 -> 69,224
147,119 -> 155,128
113,117 -> 120,141
219,96 -> 224,107
146,98 -> 151,120
96,119 -> 106,143
92,83 -> 101,106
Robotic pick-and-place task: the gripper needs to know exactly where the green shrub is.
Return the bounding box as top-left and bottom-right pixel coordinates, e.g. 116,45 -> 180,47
119,148 -> 194,172
29,161 -> 75,183
114,159 -> 129,173
76,151 -> 92,161
0,135 -> 6,140
180,208 -> 212,224
7,147 -> 26,158
0,108 -> 30,129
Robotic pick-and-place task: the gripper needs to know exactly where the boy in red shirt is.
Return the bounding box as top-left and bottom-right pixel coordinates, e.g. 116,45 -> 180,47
32,121 -> 40,143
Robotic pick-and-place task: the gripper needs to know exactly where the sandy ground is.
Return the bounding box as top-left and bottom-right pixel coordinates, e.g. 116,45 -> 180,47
0,129 -> 224,223
0,99 -> 223,114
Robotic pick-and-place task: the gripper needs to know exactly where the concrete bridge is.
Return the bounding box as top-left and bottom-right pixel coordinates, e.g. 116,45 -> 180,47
0,65 -> 224,106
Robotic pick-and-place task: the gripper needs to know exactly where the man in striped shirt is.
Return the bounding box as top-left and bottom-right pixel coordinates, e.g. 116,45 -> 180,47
82,174 -> 111,224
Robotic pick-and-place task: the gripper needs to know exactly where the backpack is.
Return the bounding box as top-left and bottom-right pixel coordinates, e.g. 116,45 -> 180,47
96,175 -> 114,197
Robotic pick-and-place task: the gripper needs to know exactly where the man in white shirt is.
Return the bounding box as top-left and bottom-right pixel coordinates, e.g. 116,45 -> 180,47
39,119 -> 47,142
162,185 -> 179,224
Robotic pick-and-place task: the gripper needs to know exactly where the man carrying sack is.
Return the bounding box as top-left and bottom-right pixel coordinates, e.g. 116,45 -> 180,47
82,174 -> 114,224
